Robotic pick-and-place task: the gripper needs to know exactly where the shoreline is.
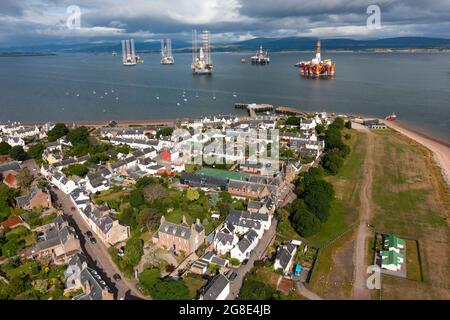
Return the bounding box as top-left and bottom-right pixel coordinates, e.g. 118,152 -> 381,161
383,120 -> 450,186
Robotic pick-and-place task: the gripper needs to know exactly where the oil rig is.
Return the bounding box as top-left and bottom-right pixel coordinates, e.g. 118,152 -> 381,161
160,38 -> 174,65
251,45 -> 270,64
299,40 -> 335,77
191,29 -> 213,75
121,39 -> 143,66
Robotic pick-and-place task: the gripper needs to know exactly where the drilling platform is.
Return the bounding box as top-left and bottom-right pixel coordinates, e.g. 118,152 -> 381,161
191,29 -> 213,75
299,40 -> 335,77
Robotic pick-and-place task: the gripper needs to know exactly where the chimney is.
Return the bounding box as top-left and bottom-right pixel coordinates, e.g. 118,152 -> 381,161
160,215 -> 166,224
182,215 -> 187,225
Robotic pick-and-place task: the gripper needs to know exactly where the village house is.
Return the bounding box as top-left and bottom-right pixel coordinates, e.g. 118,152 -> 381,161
73,267 -> 114,300
22,215 -> 81,265
274,242 -> 298,275
0,216 -> 30,230
191,251 -> 229,275
180,172 -> 228,191
80,204 -> 130,246
152,216 -> 205,255
16,185 -> 52,210
213,223 -> 239,255
51,170 -> 78,194
85,170 -> 111,194
69,188 -> 90,210
230,229 -> 259,262
0,161 -> 21,188
200,274 -> 230,300
64,253 -> 89,291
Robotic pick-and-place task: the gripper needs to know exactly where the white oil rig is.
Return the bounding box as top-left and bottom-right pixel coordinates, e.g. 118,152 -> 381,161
121,39 -> 143,66
251,45 -> 270,64
191,29 -> 213,75
160,38 -> 174,65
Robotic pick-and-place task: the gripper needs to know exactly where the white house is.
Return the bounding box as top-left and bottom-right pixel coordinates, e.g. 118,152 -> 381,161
274,242 -> 297,275
230,229 -> 259,262
201,274 -> 230,300
213,224 -> 239,255
51,171 -> 78,194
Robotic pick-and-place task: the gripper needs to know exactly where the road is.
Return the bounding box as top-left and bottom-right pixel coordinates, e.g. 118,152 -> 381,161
351,123 -> 375,300
226,217 -> 278,300
52,187 -> 148,300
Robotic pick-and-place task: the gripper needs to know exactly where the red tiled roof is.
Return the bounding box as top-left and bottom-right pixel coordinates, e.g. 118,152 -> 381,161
1,216 -> 24,228
4,173 -> 17,186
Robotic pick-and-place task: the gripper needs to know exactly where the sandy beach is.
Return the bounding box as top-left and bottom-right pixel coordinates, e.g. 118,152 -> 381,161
384,120 -> 450,186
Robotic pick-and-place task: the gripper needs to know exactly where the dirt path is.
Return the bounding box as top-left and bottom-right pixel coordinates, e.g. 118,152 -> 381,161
296,282 -> 323,300
351,123 -> 375,300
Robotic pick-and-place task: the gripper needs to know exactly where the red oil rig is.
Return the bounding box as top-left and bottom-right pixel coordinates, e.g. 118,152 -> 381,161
299,40 -> 335,77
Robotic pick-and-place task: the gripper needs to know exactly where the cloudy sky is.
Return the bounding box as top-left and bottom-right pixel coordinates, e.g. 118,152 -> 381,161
1,0 -> 449,47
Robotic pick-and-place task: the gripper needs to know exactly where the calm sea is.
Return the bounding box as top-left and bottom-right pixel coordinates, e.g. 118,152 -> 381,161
0,51 -> 449,141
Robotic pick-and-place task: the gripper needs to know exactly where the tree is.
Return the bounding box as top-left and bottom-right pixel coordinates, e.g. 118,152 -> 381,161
345,120 -> 352,129
303,180 -> 335,221
229,258 -> 240,266
285,116 -> 300,126
143,184 -> 168,202
8,146 -> 27,161
124,236 -> 144,267
62,164 -> 89,177
315,124 -> 326,135
291,202 -> 322,237
156,127 -> 173,138
27,143 -> 45,160
186,189 -> 200,201
330,117 -> 345,130
48,123 -> 69,142
139,208 -> 162,230
322,150 -> 344,175
0,142 -> 12,155
16,168 -> 33,189
66,127 -> 90,146
130,189 -> 145,208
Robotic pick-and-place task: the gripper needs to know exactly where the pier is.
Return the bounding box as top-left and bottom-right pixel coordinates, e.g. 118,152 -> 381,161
275,106 -> 308,117
235,103 -> 273,118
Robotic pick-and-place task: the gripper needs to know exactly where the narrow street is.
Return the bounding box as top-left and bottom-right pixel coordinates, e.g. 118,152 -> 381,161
351,123 -> 375,300
52,187 -> 148,300
226,218 -> 278,300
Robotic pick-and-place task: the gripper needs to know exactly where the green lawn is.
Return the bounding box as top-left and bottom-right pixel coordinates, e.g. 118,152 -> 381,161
196,167 -> 248,181
307,129 -> 365,248
183,274 -> 207,299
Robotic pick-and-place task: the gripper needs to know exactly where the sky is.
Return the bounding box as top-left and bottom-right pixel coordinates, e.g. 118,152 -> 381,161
0,0 -> 449,47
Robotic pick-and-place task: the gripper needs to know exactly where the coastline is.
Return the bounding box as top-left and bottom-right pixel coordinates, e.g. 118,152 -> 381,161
383,120 -> 450,186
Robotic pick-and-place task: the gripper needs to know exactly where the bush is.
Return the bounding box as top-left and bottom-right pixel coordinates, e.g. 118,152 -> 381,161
27,143 -> 45,160
239,279 -> 277,300
345,120 -> 352,129
130,189 -> 145,208
123,236 -> 144,267
0,142 -> 12,155
66,127 -> 90,146
48,123 -> 69,142
9,146 -> 28,161
62,164 -> 89,177
291,201 -> 322,237
322,150 -> 344,175
139,268 -> 190,300
229,258 -> 240,266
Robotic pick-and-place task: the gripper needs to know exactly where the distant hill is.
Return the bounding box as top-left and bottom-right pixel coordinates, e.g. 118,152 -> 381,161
232,37 -> 450,51
1,37 -> 449,53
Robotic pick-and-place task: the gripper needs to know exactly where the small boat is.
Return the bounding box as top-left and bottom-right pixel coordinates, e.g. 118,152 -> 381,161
93,91 -> 96,94
183,98 -> 188,102
100,96 -> 104,99
385,113 -> 397,121
212,96 -> 216,100
176,102 -> 181,106
65,92 -> 69,95
76,93 -> 80,97
104,92 -> 108,95
156,96 -> 160,100
116,97 -> 119,100
241,58 -> 247,64
232,92 -> 237,98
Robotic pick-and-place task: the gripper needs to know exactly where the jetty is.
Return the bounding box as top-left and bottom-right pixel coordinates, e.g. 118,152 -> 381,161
275,106 -> 308,117
235,103 -> 273,117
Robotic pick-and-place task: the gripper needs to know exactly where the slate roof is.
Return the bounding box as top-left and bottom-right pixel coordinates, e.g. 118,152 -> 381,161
275,243 -> 297,271
0,161 -> 21,173
158,220 -> 191,240
203,274 -> 229,300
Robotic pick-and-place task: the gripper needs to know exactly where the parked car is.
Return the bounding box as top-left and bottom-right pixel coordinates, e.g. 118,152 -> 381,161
86,231 -> 93,238
89,237 -> 97,244
70,206 -> 76,211
229,271 -> 238,283
113,273 -> 121,281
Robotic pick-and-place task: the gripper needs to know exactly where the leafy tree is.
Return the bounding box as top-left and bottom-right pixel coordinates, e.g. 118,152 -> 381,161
66,127 -> 90,146
285,116 -> 300,126
62,164 -> 89,177
16,168 -> 33,189
186,189 -> 200,201
27,143 -> 45,160
239,279 -> 277,300
291,201 -> 322,237
330,117 -> 345,130
315,124 -> 326,135
322,150 -> 344,175
130,189 -> 145,208
124,236 -> 144,267
47,123 -> 69,142
138,268 -> 190,300
303,180 -> 335,221
8,146 -> 28,161
156,127 -> 174,138
345,120 -> 352,129
139,208 -> 162,230
118,207 -> 137,229
0,142 -> 12,155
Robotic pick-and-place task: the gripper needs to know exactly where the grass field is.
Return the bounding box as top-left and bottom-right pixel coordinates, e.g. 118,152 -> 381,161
371,129 -> 450,299
196,167 -> 248,181
306,129 -> 366,298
